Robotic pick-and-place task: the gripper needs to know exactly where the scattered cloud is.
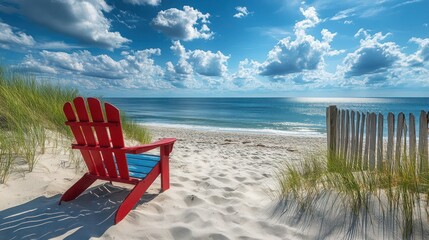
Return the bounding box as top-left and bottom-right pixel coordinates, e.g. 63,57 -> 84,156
165,41 -> 229,87
36,41 -> 82,50
231,59 -> 262,88
341,29 -> 405,78
233,6 -> 250,19
260,7 -> 339,76
344,20 -> 353,24
123,0 -> 161,6
295,6 -> 320,30
392,0 -> 421,9
19,54 -> 57,74
330,0 -> 423,22
408,37 -> 429,67
0,21 -> 80,50
16,49 -> 166,89
113,10 -> 142,29
248,27 -> 291,41
168,40 -> 229,76
330,8 -> 356,21
152,6 -> 213,41
0,0 -> 130,49
0,21 -> 35,49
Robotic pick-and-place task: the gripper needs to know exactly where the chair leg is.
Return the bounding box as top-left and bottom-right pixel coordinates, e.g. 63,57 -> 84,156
161,154 -> 170,191
115,164 -> 161,224
59,173 -> 96,204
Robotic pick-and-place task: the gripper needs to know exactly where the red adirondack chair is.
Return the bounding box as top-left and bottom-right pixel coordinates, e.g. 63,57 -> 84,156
59,97 -> 176,223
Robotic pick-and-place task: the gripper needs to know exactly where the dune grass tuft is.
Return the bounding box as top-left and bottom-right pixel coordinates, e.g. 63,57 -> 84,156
276,152 -> 429,238
121,114 -> 152,144
0,68 -> 151,183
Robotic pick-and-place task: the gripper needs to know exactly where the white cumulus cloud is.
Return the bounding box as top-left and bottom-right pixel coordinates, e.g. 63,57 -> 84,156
165,41 -> 229,88
16,49 -> 166,89
1,0 -> 130,49
169,40 -> 229,76
151,6 -> 213,41
408,37 -> 429,67
260,7 -> 338,76
0,21 -> 35,48
0,21 -> 81,50
341,29 -> 405,78
233,6 -> 250,19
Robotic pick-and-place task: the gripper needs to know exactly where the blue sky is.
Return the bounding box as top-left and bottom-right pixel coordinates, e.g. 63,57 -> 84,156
0,0 -> 428,97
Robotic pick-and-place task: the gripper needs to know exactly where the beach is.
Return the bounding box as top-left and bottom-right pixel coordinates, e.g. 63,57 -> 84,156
1,126 -> 428,239
0,126 -> 326,239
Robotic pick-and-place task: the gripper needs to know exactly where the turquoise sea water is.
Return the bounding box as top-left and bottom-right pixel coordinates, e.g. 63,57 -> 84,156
105,98 -> 429,136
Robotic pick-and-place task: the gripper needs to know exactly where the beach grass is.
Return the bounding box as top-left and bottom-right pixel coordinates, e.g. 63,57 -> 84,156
276,152 -> 429,238
0,68 -> 151,183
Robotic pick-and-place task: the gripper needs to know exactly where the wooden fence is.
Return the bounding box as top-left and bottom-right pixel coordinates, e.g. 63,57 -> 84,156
326,105 -> 429,172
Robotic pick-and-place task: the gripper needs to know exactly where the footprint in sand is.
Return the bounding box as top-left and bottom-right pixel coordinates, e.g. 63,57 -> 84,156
209,195 -> 229,205
170,226 -> 193,239
171,182 -> 184,187
225,206 -> 236,213
208,233 -> 230,240
183,211 -> 203,223
184,194 -> 205,207
177,176 -> 190,182
234,176 -> 246,182
223,187 -> 235,192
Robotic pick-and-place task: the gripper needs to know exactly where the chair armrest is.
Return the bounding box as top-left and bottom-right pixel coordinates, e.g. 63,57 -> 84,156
124,138 -> 176,154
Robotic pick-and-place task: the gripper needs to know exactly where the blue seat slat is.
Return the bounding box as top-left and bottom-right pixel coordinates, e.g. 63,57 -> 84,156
126,154 -> 160,162
129,172 -> 147,179
127,158 -> 158,168
112,153 -> 161,180
128,165 -> 153,174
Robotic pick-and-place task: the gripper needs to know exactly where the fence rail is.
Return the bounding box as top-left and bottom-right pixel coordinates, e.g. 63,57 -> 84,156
326,105 -> 429,172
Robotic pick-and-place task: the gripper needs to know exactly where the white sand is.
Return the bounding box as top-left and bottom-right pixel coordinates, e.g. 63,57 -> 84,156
0,127 -> 427,239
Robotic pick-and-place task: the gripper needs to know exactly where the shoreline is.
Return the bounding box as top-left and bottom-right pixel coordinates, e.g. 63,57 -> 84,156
147,125 -> 327,152
142,123 -> 326,138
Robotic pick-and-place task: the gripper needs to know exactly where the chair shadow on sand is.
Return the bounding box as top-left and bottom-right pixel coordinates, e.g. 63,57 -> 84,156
0,183 -> 158,240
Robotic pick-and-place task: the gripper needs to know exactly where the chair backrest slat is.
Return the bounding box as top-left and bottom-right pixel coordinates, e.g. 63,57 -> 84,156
88,98 -> 118,178
63,102 -> 97,174
105,102 -> 129,179
64,97 -> 132,180
73,97 -> 106,176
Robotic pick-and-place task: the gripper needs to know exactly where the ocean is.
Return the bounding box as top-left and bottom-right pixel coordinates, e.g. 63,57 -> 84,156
105,98 -> 429,136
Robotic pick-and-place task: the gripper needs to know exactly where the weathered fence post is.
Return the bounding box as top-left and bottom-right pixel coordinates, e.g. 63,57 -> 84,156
377,113 -> 383,170
354,112 -> 361,168
387,113 -> 395,170
358,113 -> 365,169
341,110 -> 346,159
345,110 -> 350,162
409,113 -> 416,164
369,113 -> 377,170
419,111 -> 428,173
363,112 -> 370,170
326,105 -> 338,170
395,113 -> 405,169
